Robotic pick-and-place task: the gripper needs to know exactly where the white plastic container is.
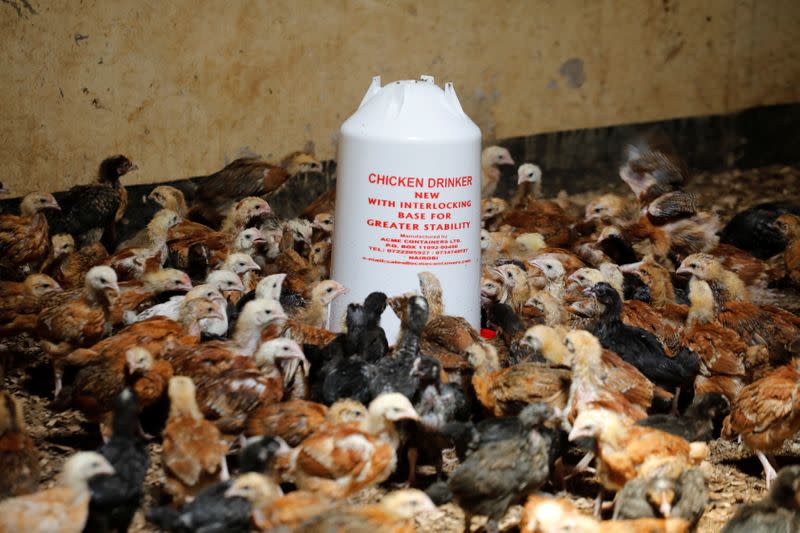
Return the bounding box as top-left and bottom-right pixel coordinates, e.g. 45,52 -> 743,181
330,75 -> 482,342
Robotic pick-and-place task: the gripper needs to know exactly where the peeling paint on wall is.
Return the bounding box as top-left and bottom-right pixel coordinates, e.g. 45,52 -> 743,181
559,58 -> 586,89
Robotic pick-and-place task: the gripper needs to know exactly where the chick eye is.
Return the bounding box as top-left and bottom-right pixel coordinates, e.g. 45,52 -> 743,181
99,277 -> 107,283
594,207 -> 602,213
690,263 -> 698,268
239,262 -> 245,267
326,288 -> 333,293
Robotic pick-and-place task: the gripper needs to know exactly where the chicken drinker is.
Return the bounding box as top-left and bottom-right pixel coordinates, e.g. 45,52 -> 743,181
330,75 -> 481,341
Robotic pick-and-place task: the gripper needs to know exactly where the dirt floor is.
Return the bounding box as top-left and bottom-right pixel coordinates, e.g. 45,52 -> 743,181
2,164 -> 800,532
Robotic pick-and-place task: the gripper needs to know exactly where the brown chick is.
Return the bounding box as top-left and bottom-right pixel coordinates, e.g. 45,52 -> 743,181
620,257 -> 688,325
40,233 -> 76,277
294,488 -> 436,533
36,265 -> 120,397
245,398 -> 366,446
186,337 -> 305,433
0,392 -> 40,499
677,253 -> 749,306
107,209 -> 182,279
219,472 -> 330,532
48,241 -> 109,290
492,263 -> 532,312
481,145 -> 515,198
0,451 -> 114,533
417,271 -> 480,373
681,278 -> 747,402
288,393 -> 419,498
568,409 -> 708,493
0,192 -> 59,280
467,342 -> 571,417
0,274 -> 62,337
722,358 -> 800,488
773,213 -> 800,288
523,325 -> 671,411
190,153 -> 317,228
162,376 -> 229,505
562,330 -> 649,423
291,279 -> 348,327
147,185 -> 188,216
59,347 -> 156,429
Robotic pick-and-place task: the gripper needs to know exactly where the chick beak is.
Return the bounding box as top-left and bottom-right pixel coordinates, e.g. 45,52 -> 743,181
392,407 -> 420,422
568,425 -> 592,442
659,493 -> 672,517
177,279 -> 193,291
247,263 -> 261,273
224,485 -> 244,499
501,154 -> 515,166
334,286 -> 349,299
251,235 -> 267,245
529,259 -> 546,273
675,265 -> 691,277
581,286 -> 596,297
271,309 -> 288,322
0,184 -> 8,194
127,163 -> 139,173
207,307 -> 226,321
97,462 -> 116,477
618,261 -> 642,274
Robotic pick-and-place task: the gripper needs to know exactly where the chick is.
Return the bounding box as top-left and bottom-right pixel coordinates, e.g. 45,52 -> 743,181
84,388 -> 149,533
0,191 -> 60,280
295,489 -> 437,533
148,472 -> 281,533
773,213 -> 800,288
722,358 -> 800,487
636,393 -> 730,442
291,279 -> 348,327
0,451 -> 114,533
613,469 -> 708,528
719,201 -> 800,259
48,155 -> 136,248
448,403 -> 552,533
162,376 -> 229,505
288,393 -> 419,498
36,265 -> 120,397
0,273 -> 62,338
481,145 -> 515,198
0,392 -> 40,499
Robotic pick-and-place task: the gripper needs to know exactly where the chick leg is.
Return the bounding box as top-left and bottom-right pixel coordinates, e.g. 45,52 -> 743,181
670,386 -> 681,416
566,451 -> 596,479
593,488 -> 605,517
463,511 -> 473,533
220,455 -> 230,481
756,450 -> 778,489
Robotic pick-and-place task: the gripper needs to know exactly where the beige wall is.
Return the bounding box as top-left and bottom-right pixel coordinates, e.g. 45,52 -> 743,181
2,0 -> 799,195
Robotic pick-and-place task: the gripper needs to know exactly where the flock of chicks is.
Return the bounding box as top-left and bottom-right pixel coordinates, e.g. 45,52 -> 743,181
0,137 -> 799,533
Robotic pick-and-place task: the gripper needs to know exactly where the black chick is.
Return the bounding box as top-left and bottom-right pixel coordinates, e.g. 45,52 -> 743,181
721,464 -> 800,533
85,388 -> 149,533
485,301 -> 531,365
598,228 -> 639,265
447,403 -> 551,533
406,356 -> 470,480
316,302 -> 375,405
49,155 -> 136,249
636,393 -> 730,441
720,201 -> 800,259
359,291 -> 389,363
146,436 -> 287,532
440,404 -> 567,470
369,295 -> 433,399
623,271 -> 653,302
613,468 -> 709,528
587,282 -> 699,401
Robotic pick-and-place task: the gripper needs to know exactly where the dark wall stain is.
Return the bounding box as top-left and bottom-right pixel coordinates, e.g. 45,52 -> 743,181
1,0 -> 36,18
559,58 -> 585,89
